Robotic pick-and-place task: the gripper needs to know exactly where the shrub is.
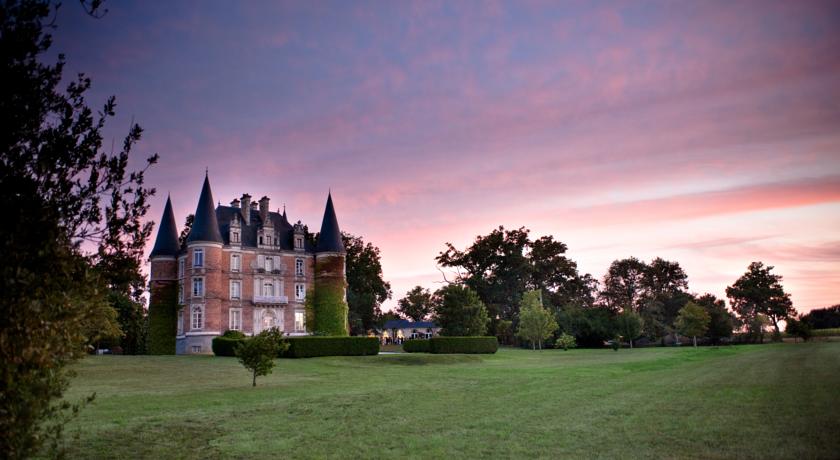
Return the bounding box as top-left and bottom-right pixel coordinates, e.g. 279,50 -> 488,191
556,333 -> 577,351
403,339 -> 431,353
428,336 -> 498,354
222,329 -> 246,339
212,336 -> 246,357
281,336 -> 379,358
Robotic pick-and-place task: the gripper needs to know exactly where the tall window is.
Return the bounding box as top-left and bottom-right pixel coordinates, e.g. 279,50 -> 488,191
193,248 -> 204,268
178,281 -> 184,304
230,254 -> 241,272
263,282 -> 273,297
295,283 -> 305,300
265,257 -> 273,272
191,305 -> 203,330
262,310 -> 276,330
229,309 -> 242,331
295,258 -> 304,276
295,311 -> 305,332
178,258 -> 185,278
192,277 -> 204,297
230,280 -> 241,300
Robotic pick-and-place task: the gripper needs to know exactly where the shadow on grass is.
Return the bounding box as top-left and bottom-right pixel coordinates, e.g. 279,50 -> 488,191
369,354 -> 485,366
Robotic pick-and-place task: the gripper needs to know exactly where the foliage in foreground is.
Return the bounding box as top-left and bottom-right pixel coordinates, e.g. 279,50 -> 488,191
0,0 -> 157,457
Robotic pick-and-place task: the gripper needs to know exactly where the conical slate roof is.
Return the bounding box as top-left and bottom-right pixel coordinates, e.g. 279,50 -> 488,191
315,192 -> 345,253
186,174 -> 223,244
150,195 -> 180,257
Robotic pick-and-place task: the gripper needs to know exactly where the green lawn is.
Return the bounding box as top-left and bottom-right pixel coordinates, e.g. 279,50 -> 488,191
62,343 -> 840,459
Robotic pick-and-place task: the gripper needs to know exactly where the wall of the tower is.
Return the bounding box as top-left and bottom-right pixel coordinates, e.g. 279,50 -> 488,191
310,253 -> 349,336
178,243 -> 224,354
148,257 -> 178,354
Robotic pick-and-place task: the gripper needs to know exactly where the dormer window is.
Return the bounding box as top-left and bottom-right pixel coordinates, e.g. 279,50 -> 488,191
295,236 -> 303,249
232,231 -> 240,243
259,236 -> 263,245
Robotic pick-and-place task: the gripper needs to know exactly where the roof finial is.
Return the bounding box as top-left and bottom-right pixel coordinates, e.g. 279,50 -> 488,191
205,166 -> 209,176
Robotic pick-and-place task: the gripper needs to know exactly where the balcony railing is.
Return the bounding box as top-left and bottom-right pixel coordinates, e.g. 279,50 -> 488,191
253,295 -> 288,304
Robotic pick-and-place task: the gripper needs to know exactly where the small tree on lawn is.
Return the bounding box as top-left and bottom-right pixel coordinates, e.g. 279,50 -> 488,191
236,329 -> 285,387
517,290 -> 558,350
556,333 -> 577,351
616,311 -> 643,349
676,301 -> 711,347
785,317 -> 812,343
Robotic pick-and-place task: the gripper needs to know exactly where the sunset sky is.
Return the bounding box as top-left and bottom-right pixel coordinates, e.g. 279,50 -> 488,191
52,1 -> 840,312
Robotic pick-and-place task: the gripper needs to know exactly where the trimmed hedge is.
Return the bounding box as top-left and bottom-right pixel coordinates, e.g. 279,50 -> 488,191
212,336 -> 246,357
813,327 -> 840,337
403,339 -> 431,353
429,336 -> 498,354
281,336 -> 379,358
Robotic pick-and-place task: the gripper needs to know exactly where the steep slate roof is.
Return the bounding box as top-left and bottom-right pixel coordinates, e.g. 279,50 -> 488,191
383,320 -> 438,329
186,174 -> 223,244
315,192 -> 345,253
150,195 -> 180,257
215,205 -> 313,251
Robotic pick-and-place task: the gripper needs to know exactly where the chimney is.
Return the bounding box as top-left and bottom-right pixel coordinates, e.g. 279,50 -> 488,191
230,198 -> 240,208
259,196 -> 270,223
240,193 -> 251,225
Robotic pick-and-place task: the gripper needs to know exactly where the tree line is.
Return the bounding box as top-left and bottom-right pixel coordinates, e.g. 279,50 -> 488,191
389,226 -> 815,348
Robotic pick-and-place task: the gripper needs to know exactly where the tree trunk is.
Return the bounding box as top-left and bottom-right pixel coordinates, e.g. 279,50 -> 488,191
693,336 -> 697,347
532,342 -> 535,350
629,339 -> 633,349
252,371 -> 257,387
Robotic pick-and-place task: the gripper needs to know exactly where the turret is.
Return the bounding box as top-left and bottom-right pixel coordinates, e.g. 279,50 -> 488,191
183,173 -> 224,354
186,173 -> 223,244
148,196 -> 180,354
312,192 -> 348,335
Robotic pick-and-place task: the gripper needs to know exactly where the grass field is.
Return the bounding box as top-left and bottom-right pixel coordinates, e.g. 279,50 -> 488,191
62,343 -> 840,459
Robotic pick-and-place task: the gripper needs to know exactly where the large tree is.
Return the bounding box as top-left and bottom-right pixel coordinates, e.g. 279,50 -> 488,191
432,284 -> 490,336
397,286 -> 434,321
598,257 -> 690,340
726,262 -> 795,340
694,294 -> 734,344
598,257 -> 648,313
342,232 -> 392,335
436,226 -> 595,325
0,1 -> 158,456
801,305 -> 840,329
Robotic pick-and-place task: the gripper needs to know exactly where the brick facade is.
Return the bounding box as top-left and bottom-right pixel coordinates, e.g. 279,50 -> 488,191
149,175 -> 346,355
